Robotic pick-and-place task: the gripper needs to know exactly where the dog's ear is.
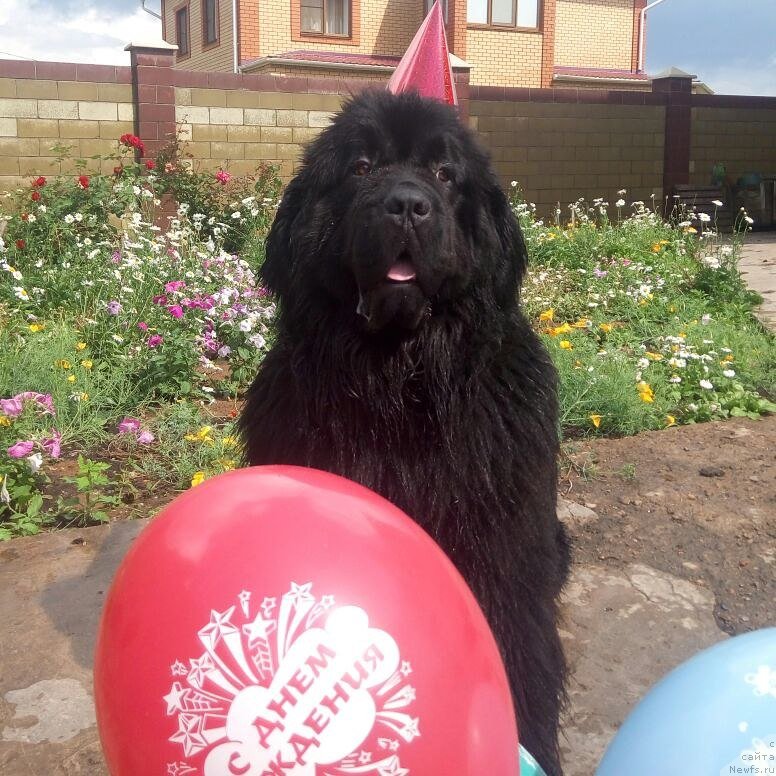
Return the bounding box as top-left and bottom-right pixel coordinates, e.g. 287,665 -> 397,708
261,176 -> 305,298
487,179 -> 528,305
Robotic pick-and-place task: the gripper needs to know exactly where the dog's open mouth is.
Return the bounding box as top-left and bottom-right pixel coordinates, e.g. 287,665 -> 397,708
386,251 -> 417,283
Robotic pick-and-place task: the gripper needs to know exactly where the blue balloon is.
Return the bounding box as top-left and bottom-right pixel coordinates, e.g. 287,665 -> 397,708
597,628 -> 776,776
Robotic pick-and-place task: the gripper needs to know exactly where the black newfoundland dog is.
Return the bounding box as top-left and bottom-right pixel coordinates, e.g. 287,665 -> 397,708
240,90 -> 569,775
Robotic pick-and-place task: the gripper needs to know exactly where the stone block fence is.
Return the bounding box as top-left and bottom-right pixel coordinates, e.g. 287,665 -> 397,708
0,45 -> 775,216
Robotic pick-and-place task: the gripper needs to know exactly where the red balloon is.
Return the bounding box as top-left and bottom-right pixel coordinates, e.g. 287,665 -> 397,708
94,466 -> 519,775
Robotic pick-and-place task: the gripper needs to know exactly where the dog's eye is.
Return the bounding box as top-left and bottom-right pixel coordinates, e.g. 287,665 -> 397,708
436,167 -> 452,183
353,160 -> 372,176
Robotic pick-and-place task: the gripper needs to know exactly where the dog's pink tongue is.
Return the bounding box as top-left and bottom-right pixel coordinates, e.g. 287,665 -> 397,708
387,260 -> 417,282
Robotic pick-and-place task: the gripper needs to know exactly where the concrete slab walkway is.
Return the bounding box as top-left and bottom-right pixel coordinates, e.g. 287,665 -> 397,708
0,510 -> 726,775
739,232 -> 776,331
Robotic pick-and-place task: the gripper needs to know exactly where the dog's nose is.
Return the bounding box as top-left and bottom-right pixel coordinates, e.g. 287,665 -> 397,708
385,183 -> 431,224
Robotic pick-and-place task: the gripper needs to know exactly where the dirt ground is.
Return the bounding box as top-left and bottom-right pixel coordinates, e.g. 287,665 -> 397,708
561,415 -> 776,635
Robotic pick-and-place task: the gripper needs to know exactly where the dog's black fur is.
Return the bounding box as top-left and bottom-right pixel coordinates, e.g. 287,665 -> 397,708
240,90 -> 569,774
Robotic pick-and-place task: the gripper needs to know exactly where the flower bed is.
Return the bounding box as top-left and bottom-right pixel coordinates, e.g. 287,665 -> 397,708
0,145 -> 773,538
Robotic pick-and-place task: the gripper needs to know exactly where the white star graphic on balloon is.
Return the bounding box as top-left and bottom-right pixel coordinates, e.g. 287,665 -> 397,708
358,750 -> 372,764
187,653 -> 215,688
169,713 -> 208,757
379,760 -> 409,776
261,596 -> 277,617
242,612 -> 275,644
402,717 -> 420,740
198,606 -> 239,650
166,763 -> 181,776
400,661 -> 413,677
285,581 -> 313,608
238,590 -> 251,610
320,594 -> 335,609
163,682 -> 188,714
170,660 -> 188,676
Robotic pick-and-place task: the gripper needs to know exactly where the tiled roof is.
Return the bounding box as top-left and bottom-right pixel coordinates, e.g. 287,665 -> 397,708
244,50 -> 401,69
553,66 -> 650,81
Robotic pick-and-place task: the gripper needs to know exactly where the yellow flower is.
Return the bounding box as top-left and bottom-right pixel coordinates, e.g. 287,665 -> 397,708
75,342 -> 87,351
539,308 -> 554,322
79,392 -> 89,401
645,352 -> 663,361
0,415 -> 10,427
549,323 -> 573,336
678,332 -> 686,338
651,243 -> 662,253
218,458 -> 237,471
56,359 -> 72,369
222,435 -> 238,447
191,471 -> 207,487
599,323 -> 613,333
590,414 -> 602,428
665,415 -> 677,427
29,323 -> 45,332
684,226 -> 697,234
668,305 -> 676,313
185,425 -> 213,443
559,340 -> 573,350
80,359 -> 93,369
571,318 -> 591,329
722,354 -> 734,362
637,381 -> 654,403
67,374 -> 76,383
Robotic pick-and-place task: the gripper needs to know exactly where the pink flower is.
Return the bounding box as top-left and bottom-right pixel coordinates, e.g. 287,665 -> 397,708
152,294 -> 168,305
215,170 -> 231,184
136,430 -> 155,444
117,417 -> 141,435
107,300 -> 122,315
164,280 -> 186,293
137,321 -> 148,331
0,396 -> 24,417
1,392 -> 55,418
7,440 -> 34,458
147,334 -> 163,348
167,305 -> 184,319
42,429 -> 62,459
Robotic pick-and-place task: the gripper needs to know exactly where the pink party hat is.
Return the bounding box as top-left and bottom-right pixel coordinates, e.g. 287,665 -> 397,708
387,1 -> 458,106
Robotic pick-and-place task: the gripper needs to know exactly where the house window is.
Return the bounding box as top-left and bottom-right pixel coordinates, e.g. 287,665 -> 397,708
300,0 -> 350,36
175,5 -> 190,57
202,0 -> 219,46
423,0 -> 448,22
468,0 -> 539,28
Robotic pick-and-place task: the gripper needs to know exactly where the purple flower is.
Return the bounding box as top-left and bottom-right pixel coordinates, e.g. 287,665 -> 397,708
136,430 -> 155,445
593,267 -> 608,278
137,321 -> 148,331
147,334 -> 163,348
7,440 -> 34,458
111,250 -> 121,264
41,429 -> 62,459
167,305 -> 184,319
118,417 -> 141,435
107,300 -> 122,315
257,287 -> 270,298
217,345 -> 231,358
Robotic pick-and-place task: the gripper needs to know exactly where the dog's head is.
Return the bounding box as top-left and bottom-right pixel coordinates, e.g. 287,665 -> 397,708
263,90 -> 527,335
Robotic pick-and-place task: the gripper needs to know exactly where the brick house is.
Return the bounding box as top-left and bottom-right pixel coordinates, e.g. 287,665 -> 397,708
161,0 -> 656,89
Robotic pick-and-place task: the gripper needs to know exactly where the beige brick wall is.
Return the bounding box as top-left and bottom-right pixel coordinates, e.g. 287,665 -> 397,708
467,30 -> 543,87
175,85 -> 344,179
470,98 -> 665,214
555,0 -> 635,70
259,0 -> 422,57
690,106 -> 776,186
165,0 -> 235,71
0,77 -> 134,190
